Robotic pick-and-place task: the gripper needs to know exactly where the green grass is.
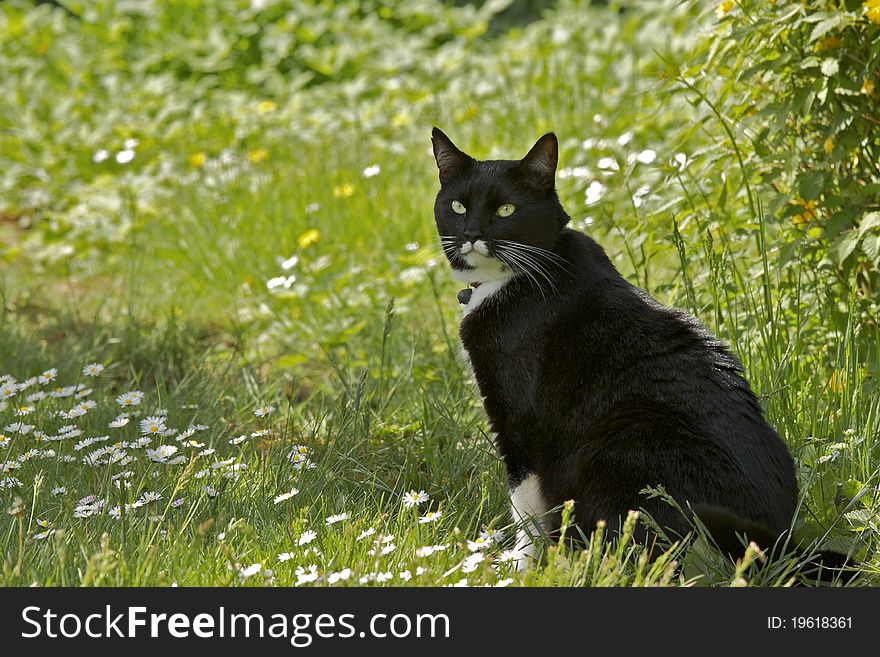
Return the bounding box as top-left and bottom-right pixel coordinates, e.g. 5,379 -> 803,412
1,0 -> 878,586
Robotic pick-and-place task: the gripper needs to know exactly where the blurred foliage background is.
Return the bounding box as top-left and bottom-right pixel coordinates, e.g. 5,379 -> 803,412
1,0 -> 879,583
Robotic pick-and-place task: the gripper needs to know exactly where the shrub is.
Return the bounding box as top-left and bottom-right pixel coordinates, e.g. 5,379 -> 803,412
678,0 -> 880,297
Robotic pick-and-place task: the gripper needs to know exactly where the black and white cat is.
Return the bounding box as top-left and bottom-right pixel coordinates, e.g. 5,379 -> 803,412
431,128 -> 801,570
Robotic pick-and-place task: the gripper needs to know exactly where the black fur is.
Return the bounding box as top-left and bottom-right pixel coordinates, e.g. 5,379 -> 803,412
432,127 -> 801,560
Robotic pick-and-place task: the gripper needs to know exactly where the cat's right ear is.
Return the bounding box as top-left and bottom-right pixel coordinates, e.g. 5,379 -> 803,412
518,132 -> 558,192
432,128 -> 474,185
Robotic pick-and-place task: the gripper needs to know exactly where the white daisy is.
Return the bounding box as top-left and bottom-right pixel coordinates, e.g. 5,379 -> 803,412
294,565 -> 319,585
38,368 -> 58,384
138,491 -> 162,504
419,511 -> 442,524
116,390 -> 144,407
461,552 -> 485,573
356,527 -> 376,541
467,536 -> 492,552
82,363 -> 105,377
298,530 -> 317,546
254,405 -> 275,417
107,415 -> 131,429
415,546 -> 437,558
402,489 -> 429,508
140,416 -> 166,435
326,513 -> 349,526
238,563 -> 262,580
50,385 -> 76,398
0,382 -> 18,400
5,422 -> 34,435
289,452 -> 315,470
115,149 -> 135,164
146,444 -> 178,463
480,528 -> 504,542
273,488 -> 300,504
495,549 -> 520,564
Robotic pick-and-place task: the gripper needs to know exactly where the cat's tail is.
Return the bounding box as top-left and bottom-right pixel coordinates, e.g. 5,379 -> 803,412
690,504 -> 859,585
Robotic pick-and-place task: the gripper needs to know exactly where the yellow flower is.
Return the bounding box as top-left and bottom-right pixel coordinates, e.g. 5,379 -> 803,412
824,137 -> 835,157
188,152 -> 207,168
716,0 -> 736,18
791,198 -> 818,225
333,183 -> 354,198
828,370 -> 844,394
256,100 -> 277,114
861,78 -> 876,95
248,148 -> 269,164
865,0 -> 880,25
814,36 -> 841,53
297,228 -> 320,249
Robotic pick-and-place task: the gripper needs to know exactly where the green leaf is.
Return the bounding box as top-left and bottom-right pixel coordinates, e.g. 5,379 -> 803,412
843,509 -> 877,532
857,211 -> 880,237
798,170 -> 826,200
809,15 -> 844,43
863,234 -> 880,268
821,58 -> 839,77
275,354 -> 308,368
833,231 -> 860,263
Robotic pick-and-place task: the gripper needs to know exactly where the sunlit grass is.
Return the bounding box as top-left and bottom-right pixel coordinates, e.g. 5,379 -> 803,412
1,0 -> 878,586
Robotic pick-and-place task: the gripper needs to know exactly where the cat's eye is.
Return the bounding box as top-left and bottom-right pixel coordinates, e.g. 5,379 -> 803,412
496,204 -> 516,217
451,200 -> 467,215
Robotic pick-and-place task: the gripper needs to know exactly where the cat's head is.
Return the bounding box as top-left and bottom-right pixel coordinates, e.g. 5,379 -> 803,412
431,128 -> 569,286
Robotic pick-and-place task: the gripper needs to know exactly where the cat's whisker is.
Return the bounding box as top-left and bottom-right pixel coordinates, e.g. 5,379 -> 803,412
495,246 -> 558,299
493,240 -> 574,272
495,250 -> 546,302
493,240 -> 575,275
495,245 -> 559,296
494,247 -> 568,283
500,245 -> 565,291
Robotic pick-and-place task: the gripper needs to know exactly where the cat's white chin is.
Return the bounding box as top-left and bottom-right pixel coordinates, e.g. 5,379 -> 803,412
451,248 -> 515,317
451,252 -> 511,285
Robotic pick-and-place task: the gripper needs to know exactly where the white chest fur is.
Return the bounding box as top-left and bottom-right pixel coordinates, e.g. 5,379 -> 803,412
452,243 -> 514,316
461,279 -> 510,316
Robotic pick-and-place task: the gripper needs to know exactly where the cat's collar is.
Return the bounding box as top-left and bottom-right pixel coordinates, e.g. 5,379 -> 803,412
457,283 -> 480,305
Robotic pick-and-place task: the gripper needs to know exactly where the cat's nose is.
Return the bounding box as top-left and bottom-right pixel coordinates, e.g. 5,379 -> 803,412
464,229 -> 482,243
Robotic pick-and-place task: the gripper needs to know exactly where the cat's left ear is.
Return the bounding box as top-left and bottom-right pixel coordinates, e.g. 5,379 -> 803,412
519,132 -> 558,191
